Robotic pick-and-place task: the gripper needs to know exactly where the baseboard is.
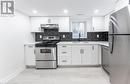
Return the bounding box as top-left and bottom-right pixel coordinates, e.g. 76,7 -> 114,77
58,65 -> 101,68
26,65 -> 36,69
0,66 -> 25,84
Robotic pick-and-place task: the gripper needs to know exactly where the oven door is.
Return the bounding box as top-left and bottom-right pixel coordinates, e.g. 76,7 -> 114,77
35,47 -> 56,61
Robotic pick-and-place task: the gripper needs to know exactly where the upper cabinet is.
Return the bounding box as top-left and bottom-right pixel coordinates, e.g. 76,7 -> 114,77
30,17 -> 70,32
92,16 -> 106,32
104,14 -> 110,31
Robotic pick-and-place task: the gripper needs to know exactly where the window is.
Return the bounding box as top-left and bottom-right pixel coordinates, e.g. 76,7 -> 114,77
71,22 -> 87,38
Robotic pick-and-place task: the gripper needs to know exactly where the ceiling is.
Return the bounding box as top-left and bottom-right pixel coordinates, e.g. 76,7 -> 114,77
16,0 -> 115,17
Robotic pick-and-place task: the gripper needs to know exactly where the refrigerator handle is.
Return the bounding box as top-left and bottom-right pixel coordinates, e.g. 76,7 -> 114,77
109,17 -> 115,54
110,35 -> 114,54
110,16 -> 120,33
110,19 -> 115,34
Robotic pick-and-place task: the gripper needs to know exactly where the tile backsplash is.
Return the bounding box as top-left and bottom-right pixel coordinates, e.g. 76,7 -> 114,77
35,32 -> 108,42
87,32 -> 108,41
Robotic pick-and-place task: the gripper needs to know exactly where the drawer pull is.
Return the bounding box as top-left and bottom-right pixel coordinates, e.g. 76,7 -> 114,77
62,60 -> 67,62
28,45 -> 33,48
62,46 -> 67,47
92,46 -> 94,50
62,52 -> 67,54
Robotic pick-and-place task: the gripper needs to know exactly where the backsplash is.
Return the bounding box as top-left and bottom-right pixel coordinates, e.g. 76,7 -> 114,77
35,32 -> 108,42
87,32 -> 108,41
59,32 -> 72,41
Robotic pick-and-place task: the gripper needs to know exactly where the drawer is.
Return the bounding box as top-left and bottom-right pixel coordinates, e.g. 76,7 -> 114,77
58,54 -> 71,58
58,58 -> 71,65
58,45 -> 71,52
36,61 -> 57,68
59,51 -> 71,56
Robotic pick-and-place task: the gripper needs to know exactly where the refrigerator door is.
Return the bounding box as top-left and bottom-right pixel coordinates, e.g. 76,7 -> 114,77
109,35 -> 130,84
109,6 -> 130,84
110,6 -> 130,35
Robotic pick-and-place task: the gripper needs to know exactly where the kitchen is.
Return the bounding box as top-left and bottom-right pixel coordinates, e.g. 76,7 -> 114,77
0,0 -> 130,84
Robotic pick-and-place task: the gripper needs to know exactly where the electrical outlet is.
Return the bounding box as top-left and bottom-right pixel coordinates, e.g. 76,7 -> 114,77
39,35 -> 42,39
63,35 -> 66,38
97,34 -> 99,38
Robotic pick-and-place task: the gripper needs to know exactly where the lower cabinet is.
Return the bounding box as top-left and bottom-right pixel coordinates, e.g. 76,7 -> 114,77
71,46 -> 82,65
24,44 -> 35,66
58,44 -> 100,66
58,45 -> 72,65
72,45 -> 99,65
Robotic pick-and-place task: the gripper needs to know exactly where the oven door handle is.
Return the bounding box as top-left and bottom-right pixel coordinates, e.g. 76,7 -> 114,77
52,48 -> 56,59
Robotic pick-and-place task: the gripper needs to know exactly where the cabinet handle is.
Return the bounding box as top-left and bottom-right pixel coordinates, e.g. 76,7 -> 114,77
62,46 -> 67,47
62,60 -> 67,62
34,50 -> 35,54
62,52 -> 67,54
28,45 -> 33,48
92,46 -> 94,50
80,49 -> 84,54
93,27 -> 94,31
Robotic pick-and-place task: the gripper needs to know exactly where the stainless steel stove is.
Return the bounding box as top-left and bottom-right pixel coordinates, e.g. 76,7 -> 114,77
35,36 -> 60,69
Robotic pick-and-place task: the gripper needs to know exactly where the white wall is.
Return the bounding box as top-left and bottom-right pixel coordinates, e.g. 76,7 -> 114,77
0,11 -> 31,83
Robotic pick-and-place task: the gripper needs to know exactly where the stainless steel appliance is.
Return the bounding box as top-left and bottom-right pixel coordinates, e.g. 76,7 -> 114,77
41,24 -> 59,32
35,36 -> 60,69
109,6 -> 130,84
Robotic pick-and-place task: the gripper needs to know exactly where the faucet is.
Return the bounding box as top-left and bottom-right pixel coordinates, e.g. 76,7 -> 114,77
78,33 -> 81,41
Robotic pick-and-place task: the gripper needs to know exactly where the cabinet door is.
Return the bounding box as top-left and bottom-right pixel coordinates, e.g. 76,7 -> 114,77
31,17 -> 48,31
81,45 -> 92,65
58,17 -> 70,32
81,45 -> 99,65
72,45 -> 81,65
24,45 -> 35,66
104,15 -> 110,31
91,45 -> 99,65
49,17 -> 59,24
92,17 -> 105,31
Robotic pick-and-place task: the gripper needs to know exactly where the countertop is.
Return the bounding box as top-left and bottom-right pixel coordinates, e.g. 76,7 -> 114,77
24,42 -> 42,45
24,41 -> 109,47
57,41 -> 109,47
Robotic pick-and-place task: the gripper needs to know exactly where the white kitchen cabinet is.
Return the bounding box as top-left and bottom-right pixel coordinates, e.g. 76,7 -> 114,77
58,45 -> 72,65
30,17 -> 70,32
81,45 -> 92,65
104,15 -> 110,31
90,45 -> 99,65
71,46 -> 82,65
24,44 -> 35,66
58,43 -> 100,66
71,45 -> 99,65
92,17 -> 105,31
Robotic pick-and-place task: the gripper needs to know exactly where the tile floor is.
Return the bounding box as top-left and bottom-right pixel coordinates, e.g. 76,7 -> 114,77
7,67 -> 111,84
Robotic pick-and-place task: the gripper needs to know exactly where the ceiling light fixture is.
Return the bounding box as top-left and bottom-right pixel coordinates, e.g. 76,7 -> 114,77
63,9 -> 68,14
94,9 -> 99,14
32,10 -> 38,14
